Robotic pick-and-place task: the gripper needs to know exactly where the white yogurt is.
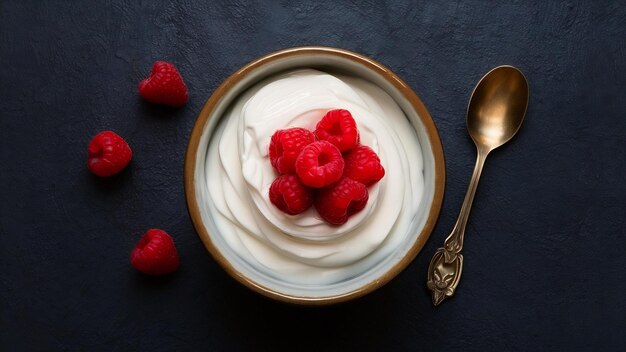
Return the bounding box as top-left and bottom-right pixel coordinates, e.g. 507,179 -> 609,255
205,69 -> 424,285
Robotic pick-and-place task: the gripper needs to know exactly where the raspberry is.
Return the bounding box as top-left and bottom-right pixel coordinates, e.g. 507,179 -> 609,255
130,229 -> 180,275
138,61 -> 188,107
269,174 -> 314,215
295,141 -> 344,188
315,177 -> 369,225
269,128 -> 315,174
87,131 -> 132,177
343,145 -> 385,186
314,109 -> 360,152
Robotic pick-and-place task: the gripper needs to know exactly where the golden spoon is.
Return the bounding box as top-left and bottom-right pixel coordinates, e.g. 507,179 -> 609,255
427,66 -> 529,306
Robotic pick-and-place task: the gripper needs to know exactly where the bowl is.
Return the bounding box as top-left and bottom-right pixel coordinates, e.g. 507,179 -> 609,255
185,47 -> 445,305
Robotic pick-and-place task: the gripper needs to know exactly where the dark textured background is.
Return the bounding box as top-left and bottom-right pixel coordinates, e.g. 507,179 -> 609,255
1,1 -> 625,351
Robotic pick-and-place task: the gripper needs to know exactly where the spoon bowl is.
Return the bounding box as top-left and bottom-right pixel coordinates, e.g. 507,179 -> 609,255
467,66 -> 529,151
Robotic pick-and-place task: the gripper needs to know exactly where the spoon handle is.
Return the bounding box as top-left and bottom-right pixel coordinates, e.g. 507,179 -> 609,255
445,149 -> 488,256
427,148 -> 488,305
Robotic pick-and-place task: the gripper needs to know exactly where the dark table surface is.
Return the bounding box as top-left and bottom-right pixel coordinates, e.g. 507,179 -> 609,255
1,1 -> 625,351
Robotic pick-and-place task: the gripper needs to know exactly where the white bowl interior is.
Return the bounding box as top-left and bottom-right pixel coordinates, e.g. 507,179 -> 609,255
193,54 -> 437,299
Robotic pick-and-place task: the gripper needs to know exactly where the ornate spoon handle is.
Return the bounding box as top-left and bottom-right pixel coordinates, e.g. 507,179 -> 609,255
427,149 -> 488,305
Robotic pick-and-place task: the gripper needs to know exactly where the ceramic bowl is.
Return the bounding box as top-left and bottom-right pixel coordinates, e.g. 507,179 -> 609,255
185,47 -> 445,304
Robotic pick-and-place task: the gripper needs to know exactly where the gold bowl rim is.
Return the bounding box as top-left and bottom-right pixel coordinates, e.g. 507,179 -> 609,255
184,46 -> 445,305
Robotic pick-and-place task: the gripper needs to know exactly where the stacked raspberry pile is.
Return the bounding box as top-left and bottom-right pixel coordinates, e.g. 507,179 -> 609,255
268,109 -> 385,225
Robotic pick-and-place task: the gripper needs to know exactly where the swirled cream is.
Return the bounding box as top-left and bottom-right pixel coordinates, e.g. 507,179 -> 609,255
206,69 -> 424,284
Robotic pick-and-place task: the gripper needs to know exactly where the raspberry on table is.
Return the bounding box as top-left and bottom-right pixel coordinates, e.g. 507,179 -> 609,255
269,128 -> 315,174
315,177 -> 369,225
130,229 -> 180,275
295,141 -> 345,188
87,131 -> 132,177
139,61 -> 188,107
269,174 -> 314,215
343,145 -> 385,186
314,109 -> 360,152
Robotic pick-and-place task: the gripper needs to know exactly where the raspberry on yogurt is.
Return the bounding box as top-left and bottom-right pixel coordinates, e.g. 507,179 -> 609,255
295,141 -> 345,188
